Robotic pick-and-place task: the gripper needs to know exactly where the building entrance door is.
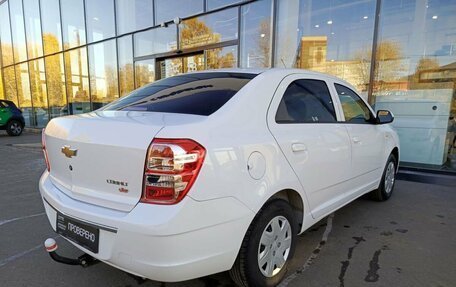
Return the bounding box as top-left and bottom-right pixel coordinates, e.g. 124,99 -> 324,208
157,53 -> 205,80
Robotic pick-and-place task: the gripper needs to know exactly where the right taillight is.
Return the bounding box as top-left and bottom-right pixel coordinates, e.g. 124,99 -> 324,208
42,128 -> 50,172
141,138 -> 206,205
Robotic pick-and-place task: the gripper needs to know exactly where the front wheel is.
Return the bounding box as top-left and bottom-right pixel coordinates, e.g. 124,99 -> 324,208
230,200 -> 297,287
6,120 -> 23,136
369,154 -> 397,201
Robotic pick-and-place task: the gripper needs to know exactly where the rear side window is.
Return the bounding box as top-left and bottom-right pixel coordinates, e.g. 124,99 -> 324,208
335,84 -> 373,124
275,79 -> 337,123
102,72 -> 257,116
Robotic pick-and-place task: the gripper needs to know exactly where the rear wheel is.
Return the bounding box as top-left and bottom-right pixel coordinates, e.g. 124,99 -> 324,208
369,154 -> 397,201
6,120 -> 23,136
230,200 -> 297,287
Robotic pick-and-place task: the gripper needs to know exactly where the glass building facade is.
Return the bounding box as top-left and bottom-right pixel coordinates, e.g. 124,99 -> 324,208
0,0 -> 455,171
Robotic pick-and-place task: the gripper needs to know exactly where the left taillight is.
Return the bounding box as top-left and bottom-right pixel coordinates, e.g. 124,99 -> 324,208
141,138 -> 206,205
42,128 -> 50,172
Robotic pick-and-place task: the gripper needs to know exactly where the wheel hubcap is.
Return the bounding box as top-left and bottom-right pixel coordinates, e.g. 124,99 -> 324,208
384,161 -> 395,194
11,122 -> 22,135
258,215 -> 292,277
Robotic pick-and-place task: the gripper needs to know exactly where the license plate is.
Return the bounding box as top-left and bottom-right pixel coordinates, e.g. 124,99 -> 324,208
56,213 -> 99,253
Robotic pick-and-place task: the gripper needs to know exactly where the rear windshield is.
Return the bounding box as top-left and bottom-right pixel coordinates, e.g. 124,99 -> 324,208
102,72 -> 257,116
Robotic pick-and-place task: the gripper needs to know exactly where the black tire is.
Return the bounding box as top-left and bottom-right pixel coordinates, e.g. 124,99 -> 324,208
369,154 -> 397,201
230,200 -> 297,287
6,120 -> 23,136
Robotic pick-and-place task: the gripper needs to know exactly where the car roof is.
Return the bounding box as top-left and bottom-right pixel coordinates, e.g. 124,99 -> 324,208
186,68 -> 356,89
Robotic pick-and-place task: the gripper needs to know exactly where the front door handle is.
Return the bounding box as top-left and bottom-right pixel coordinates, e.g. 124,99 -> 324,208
352,136 -> 361,144
291,143 -> 307,152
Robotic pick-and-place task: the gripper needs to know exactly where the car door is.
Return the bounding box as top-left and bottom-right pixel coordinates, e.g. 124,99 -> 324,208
332,82 -> 384,195
267,74 -> 352,219
0,101 -> 11,125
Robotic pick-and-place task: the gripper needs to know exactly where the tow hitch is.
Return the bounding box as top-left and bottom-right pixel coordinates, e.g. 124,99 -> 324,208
44,238 -> 99,268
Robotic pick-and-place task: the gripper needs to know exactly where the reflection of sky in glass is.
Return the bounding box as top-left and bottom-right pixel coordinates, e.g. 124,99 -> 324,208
40,0 -> 62,54
86,0 -> 115,42
155,0 -> 204,24
207,0 -> 244,10
61,0 -> 86,48
116,0 -> 154,35
297,0 -> 376,61
378,0 -> 456,71
10,0 -> 28,62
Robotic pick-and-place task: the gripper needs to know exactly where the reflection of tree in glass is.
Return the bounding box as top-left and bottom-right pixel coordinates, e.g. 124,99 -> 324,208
354,41 -> 404,91
45,53 -> 67,108
43,33 -> 61,55
252,19 -> 271,68
119,63 -> 134,96
180,18 -> 221,49
409,58 -> 440,89
3,67 -> 18,104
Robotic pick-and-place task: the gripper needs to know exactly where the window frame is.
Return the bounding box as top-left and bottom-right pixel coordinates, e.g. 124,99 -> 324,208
332,82 -> 376,125
274,77 -> 339,125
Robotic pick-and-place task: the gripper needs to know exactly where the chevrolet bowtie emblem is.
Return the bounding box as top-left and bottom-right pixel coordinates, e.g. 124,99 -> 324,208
61,146 -> 78,158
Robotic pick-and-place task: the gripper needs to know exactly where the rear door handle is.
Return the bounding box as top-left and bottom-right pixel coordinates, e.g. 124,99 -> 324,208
291,143 -> 307,152
352,137 -> 361,144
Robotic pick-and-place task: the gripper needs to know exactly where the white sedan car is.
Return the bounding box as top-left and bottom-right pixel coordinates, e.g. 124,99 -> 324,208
40,69 -> 399,287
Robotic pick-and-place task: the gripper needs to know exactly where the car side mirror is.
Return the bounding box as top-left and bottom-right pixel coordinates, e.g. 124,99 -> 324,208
376,110 -> 394,124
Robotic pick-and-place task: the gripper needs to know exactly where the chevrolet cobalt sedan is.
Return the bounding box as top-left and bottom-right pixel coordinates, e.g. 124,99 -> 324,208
40,69 -> 399,287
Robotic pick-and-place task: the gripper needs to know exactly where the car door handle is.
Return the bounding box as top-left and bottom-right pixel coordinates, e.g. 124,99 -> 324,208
352,137 -> 361,144
291,143 -> 307,152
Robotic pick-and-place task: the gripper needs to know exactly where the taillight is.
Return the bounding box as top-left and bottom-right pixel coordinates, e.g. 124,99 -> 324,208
141,138 -> 206,205
42,128 -> 50,172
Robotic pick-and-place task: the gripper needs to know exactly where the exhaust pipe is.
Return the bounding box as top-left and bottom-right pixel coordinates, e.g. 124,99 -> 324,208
44,238 -> 98,267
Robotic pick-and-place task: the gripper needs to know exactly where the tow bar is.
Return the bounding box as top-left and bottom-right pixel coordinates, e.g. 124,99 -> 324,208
44,238 -> 99,268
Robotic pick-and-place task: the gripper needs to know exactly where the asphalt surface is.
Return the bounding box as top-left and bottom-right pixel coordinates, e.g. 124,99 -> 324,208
1,131 -> 455,287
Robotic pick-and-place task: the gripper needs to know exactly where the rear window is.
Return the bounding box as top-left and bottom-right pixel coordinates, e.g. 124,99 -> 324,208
102,72 -> 258,116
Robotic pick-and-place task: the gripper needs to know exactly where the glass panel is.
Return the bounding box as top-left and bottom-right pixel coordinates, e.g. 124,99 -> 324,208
3,66 -> 18,104
86,0 -> 115,42
29,59 -> 49,127
206,45 -> 237,69
158,58 -> 183,79
64,47 -> 90,114
135,59 -> 155,88
88,40 -> 119,109
117,35 -> 134,96
16,63 -> 33,126
179,7 -> 238,50
134,25 -> 177,57
373,0 -> 456,170
183,54 -> 205,73
10,0 -> 27,62
24,0 -> 43,59
240,0 -> 273,68
155,0 -> 203,24
45,54 -> 68,119
0,2 -> 14,66
61,0 -> 86,49
41,0 -> 63,55
207,0 -> 244,10
116,0 -> 153,35
103,72 -> 257,116
275,0 -> 376,93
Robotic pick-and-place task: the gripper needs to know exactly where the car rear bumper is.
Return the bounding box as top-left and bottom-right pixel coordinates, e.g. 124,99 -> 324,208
39,171 -> 254,282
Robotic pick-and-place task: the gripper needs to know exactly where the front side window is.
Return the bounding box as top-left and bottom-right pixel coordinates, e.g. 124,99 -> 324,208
276,79 -> 337,123
335,84 -> 373,124
102,72 -> 257,116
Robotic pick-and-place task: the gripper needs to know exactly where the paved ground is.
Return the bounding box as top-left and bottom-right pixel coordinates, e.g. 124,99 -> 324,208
0,131 -> 455,287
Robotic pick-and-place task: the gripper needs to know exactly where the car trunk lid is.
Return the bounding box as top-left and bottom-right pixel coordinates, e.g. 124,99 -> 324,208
44,111 -> 166,212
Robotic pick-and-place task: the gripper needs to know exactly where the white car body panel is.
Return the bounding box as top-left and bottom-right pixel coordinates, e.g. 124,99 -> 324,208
39,68 -> 399,282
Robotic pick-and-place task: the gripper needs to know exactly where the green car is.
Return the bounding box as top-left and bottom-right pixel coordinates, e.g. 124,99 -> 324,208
0,100 -> 25,136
